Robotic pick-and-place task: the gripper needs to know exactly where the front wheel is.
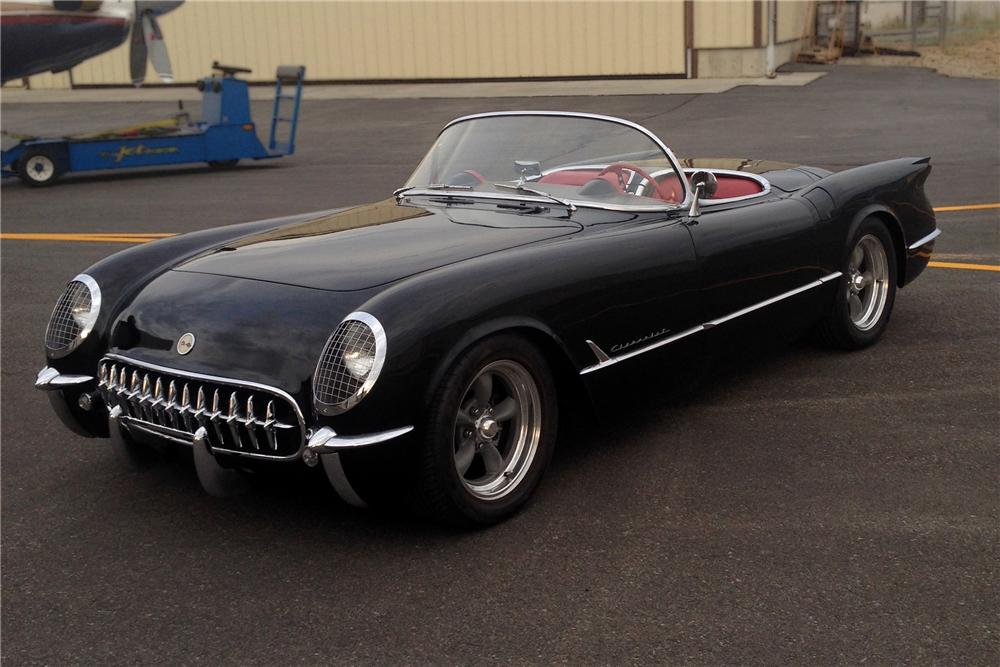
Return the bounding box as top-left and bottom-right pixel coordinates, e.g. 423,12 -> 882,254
415,334 -> 558,525
815,217 -> 897,349
16,148 -> 62,187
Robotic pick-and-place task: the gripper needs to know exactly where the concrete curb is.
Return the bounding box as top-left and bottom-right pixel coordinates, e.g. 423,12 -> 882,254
0,72 -> 826,103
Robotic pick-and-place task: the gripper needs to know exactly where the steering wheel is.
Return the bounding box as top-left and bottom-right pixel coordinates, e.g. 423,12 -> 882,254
597,163 -> 674,201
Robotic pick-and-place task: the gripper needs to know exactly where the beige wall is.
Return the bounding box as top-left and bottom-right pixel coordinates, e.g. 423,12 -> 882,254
777,0 -> 812,43
16,0 -> 819,89
694,0 -> 755,49
23,0 -> 689,89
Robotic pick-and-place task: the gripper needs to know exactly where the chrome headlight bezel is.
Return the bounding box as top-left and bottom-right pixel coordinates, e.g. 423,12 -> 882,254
44,273 -> 102,359
312,311 -> 387,416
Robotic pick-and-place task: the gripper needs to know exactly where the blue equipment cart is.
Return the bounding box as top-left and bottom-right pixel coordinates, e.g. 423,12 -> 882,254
2,62 -> 304,187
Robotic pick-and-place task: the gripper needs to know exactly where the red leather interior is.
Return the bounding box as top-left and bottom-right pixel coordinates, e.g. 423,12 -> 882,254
537,169 -> 605,187
538,168 -> 762,202
713,177 -> 763,199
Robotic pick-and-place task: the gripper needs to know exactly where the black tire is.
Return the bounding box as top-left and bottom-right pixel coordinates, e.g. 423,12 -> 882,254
413,334 -> 559,526
815,217 -> 898,350
208,159 -> 239,170
16,147 -> 62,187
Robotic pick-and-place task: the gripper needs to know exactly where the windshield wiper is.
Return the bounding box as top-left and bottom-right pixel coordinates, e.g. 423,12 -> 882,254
393,184 -> 474,200
492,183 -> 576,213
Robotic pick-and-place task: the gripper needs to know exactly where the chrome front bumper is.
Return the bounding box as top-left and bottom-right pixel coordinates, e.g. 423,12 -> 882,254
302,425 -> 415,465
35,366 -> 93,390
39,364 -> 412,507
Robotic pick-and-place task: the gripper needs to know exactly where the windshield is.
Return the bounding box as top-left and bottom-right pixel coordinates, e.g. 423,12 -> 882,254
403,113 -> 687,210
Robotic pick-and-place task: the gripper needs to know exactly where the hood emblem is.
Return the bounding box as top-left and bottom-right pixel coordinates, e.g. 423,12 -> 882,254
176,333 -> 196,355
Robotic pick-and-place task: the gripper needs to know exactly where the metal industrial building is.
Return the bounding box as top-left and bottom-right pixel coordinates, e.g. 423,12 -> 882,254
21,0 -> 816,88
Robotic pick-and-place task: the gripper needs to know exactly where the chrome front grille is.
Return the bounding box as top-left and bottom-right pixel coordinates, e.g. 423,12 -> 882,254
45,280 -> 91,352
314,319 -> 376,406
97,357 -> 304,459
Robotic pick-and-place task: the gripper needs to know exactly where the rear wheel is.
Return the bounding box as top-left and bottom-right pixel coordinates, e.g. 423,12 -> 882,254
414,334 -> 558,525
815,217 -> 897,349
16,148 -> 62,187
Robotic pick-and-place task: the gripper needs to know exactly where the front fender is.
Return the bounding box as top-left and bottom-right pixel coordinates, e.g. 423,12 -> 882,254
320,240 -> 593,435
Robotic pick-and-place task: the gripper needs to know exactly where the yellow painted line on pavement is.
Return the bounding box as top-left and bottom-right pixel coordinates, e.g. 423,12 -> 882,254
927,261 -> 1000,272
1,232 -> 175,244
933,203 -> 1000,213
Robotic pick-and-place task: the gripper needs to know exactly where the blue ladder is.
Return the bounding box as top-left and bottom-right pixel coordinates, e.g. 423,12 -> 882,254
269,65 -> 305,155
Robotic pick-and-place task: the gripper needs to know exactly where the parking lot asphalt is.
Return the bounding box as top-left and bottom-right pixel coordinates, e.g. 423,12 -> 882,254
2,65 -> 998,664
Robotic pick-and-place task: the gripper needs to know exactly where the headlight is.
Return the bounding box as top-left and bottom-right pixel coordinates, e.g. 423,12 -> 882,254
45,274 -> 101,358
313,312 -> 386,416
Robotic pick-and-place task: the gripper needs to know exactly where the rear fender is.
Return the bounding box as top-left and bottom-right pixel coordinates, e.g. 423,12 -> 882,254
806,157 -> 935,288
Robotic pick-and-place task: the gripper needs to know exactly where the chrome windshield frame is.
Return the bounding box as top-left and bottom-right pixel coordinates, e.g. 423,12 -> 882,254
401,111 -> 693,213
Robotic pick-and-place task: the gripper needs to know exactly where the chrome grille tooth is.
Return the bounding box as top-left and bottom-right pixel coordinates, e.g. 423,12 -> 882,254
165,380 -> 178,428
193,386 -> 206,422
98,363 -> 107,387
263,400 -> 278,450
244,396 -> 260,450
227,392 -> 243,449
129,370 -> 142,418
107,364 -> 117,390
211,389 -> 226,447
180,382 -> 193,431
141,373 -> 153,421
152,377 -> 165,424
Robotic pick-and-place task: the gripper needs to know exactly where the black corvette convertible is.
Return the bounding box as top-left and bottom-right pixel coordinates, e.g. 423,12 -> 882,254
37,111 -> 939,524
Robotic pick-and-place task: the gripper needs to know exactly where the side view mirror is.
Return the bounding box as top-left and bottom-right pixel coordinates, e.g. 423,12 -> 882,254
688,170 -> 718,217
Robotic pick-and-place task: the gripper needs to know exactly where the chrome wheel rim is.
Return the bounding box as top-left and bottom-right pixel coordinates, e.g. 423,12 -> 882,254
847,234 -> 889,331
25,155 -> 54,182
453,360 -> 542,500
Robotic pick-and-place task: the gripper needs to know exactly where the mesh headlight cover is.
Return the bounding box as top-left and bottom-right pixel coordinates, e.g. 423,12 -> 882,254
45,275 -> 101,357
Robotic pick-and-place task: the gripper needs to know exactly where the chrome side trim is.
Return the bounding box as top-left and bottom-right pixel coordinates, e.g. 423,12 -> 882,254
585,340 -> 611,364
305,425 -> 414,454
908,228 -> 940,251
429,110 -> 692,212
35,366 -> 93,390
580,271 -> 843,375
581,325 -> 704,375
705,273 -> 842,328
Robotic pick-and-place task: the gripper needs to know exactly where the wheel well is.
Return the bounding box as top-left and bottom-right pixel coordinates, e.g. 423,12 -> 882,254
512,327 -> 588,404
435,325 -> 592,417
868,211 -> 907,286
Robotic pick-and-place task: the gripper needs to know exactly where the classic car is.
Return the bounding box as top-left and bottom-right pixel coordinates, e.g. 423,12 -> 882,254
36,111 -> 939,525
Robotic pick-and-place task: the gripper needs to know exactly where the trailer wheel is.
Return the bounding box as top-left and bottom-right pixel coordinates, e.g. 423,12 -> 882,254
208,159 -> 239,170
17,149 -> 62,187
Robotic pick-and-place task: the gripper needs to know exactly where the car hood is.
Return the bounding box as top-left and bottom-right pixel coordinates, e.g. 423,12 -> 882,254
173,198 -> 581,292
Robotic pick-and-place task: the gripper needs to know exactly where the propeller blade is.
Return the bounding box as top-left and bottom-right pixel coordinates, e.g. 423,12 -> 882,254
129,16 -> 147,86
142,13 -> 173,83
